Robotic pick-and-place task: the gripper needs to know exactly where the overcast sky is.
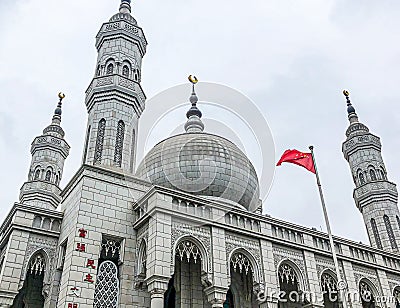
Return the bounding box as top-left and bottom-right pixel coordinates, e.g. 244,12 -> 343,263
1,0 -> 400,245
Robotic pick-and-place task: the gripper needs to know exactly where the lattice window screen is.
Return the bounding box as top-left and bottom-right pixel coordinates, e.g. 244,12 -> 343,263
384,215 -> 398,249
114,120 -> 125,167
93,260 -> 119,308
94,119 -> 106,164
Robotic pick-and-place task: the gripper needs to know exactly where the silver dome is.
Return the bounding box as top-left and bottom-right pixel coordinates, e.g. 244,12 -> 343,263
136,132 -> 260,211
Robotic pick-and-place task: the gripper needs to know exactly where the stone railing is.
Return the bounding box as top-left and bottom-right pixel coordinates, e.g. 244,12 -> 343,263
225,213 -> 261,233
271,225 -> 304,244
349,246 -> 376,263
312,235 -> 342,254
172,197 -> 212,219
382,255 -> 400,270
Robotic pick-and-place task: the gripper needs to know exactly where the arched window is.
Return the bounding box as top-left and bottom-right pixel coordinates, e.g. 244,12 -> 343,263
96,65 -> 101,76
122,65 -> 129,78
11,253 -> 46,307
370,169 -> 377,181
114,120 -> 125,167
45,170 -> 52,182
106,63 -> 114,75
278,263 -> 302,308
384,215 -> 397,249
34,169 -> 41,180
359,172 -> 366,185
371,218 -> 382,249
320,271 -> 339,308
134,69 -> 139,81
94,261 -> 119,308
137,241 -> 147,277
94,119 -> 106,165
55,174 -> 59,185
359,280 -> 376,308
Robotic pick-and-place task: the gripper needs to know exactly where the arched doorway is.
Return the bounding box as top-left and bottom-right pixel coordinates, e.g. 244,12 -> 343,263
228,251 -> 258,308
166,239 -> 207,307
11,253 -> 46,308
320,271 -> 339,308
359,279 -> 376,308
278,262 -> 303,308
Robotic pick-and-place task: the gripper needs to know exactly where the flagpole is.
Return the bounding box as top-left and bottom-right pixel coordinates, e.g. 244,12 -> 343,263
309,146 -> 347,308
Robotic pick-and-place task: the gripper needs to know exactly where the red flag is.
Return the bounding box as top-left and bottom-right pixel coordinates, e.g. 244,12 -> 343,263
277,149 -> 316,173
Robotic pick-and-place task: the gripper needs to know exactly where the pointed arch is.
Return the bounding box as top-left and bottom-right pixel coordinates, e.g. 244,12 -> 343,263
228,247 -> 261,285
359,278 -> 379,308
320,269 -> 339,308
137,239 -> 147,276
172,235 -> 209,275
33,166 -> 41,180
13,250 -> 48,307
369,167 -> 377,181
276,258 -> 306,292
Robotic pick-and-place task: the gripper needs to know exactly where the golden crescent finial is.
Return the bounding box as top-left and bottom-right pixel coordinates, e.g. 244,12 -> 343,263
58,92 -> 66,100
188,75 -> 198,84
343,90 -> 350,97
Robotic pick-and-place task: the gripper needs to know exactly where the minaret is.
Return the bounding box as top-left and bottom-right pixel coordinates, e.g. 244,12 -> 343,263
83,0 -> 147,173
20,93 -> 70,209
342,90 -> 400,252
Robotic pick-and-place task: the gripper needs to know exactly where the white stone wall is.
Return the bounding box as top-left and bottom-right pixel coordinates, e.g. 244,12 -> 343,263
57,167 -> 150,308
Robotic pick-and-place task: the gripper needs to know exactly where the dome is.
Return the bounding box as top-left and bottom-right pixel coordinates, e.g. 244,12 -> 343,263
136,132 -> 260,211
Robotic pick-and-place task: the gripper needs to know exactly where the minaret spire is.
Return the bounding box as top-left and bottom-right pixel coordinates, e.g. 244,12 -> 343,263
51,92 -> 65,125
184,75 -> 204,133
20,92 -> 70,209
120,0 -> 132,14
343,90 -> 359,124
342,90 -> 400,252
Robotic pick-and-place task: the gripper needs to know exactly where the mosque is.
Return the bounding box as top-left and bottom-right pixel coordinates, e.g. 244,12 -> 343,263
0,1 -> 400,307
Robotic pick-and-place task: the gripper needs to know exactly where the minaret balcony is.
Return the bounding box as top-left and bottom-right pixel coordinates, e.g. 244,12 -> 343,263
20,180 -> 62,209
85,74 -> 146,111
95,20 -> 147,56
353,180 -> 398,210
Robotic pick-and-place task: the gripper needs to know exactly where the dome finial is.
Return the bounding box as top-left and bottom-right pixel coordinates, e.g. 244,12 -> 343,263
185,75 -> 204,133
343,89 -> 359,124
120,0 -> 132,14
52,92 -> 65,125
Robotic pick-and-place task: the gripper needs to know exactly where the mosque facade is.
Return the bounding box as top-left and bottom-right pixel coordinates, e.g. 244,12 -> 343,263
1,1 -> 400,308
